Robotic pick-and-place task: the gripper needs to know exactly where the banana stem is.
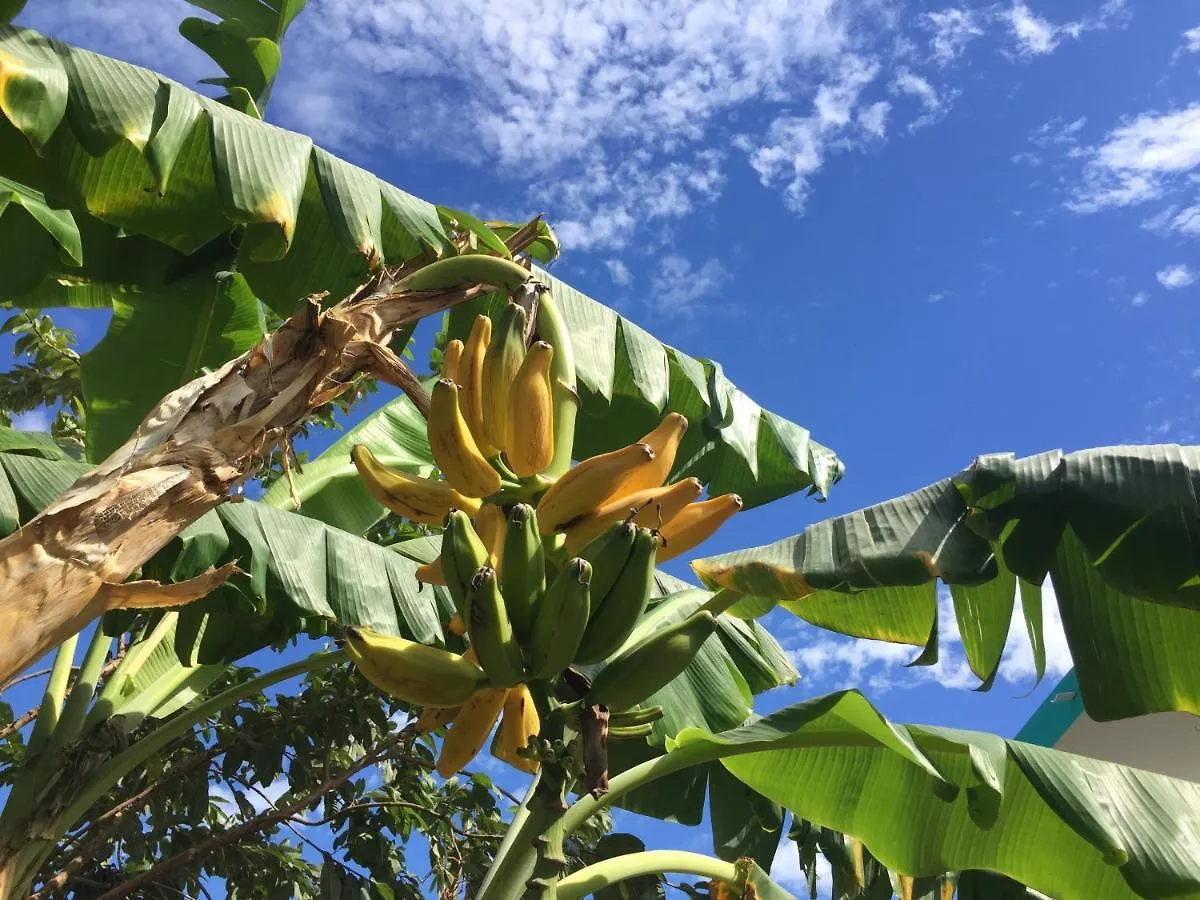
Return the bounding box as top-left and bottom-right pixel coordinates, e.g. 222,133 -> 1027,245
476,769 -> 542,899
700,589 -> 745,618
23,634 -> 77,758
87,613 -> 176,728
523,684 -> 573,899
556,850 -> 738,899
3,649 -> 347,891
534,285 -> 578,479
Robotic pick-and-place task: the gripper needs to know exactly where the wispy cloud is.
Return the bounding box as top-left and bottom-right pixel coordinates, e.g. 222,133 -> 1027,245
1183,26 -> 1200,55
783,581 -> 1072,695
1143,204 -> 1200,238
647,255 -> 730,320
1066,104 -> 1200,214
605,260 -> 632,286
891,68 -> 957,131
1131,290 -> 1149,307
1003,0 -> 1128,58
1157,263 -> 1196,289
920,8 -> 985,65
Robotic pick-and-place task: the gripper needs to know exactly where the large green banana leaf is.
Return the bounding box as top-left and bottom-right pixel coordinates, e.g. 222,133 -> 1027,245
0,22 -> 841,503
693,445 -> 1200,722
588,691 -> 1200,900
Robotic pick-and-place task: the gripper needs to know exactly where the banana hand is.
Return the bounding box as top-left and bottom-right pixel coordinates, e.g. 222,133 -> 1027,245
351,445 -> 480,524
343,626 -> 486,708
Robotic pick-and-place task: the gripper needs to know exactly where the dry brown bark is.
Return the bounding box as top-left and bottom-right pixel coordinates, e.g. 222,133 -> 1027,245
0,268 -> 494,687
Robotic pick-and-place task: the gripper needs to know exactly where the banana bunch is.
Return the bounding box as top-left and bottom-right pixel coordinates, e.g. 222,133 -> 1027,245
348,297 -> 747,776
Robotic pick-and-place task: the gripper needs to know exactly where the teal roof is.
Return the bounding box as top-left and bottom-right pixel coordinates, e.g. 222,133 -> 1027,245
1015,669 -> 1083,746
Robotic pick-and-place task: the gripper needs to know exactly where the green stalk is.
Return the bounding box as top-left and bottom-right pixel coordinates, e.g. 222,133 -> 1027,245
90,613 -> 177,723
556,850 -> 738,899
701,589 -> 745,617
47,627 -> 111,754
6,649 -> 347,892
476,769 -> 542,899
534,286 -> 578,479
24,634 -> 77,757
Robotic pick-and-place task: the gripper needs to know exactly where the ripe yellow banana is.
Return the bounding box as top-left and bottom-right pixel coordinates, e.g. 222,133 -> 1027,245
443,338 -> 464,384
351,445 -> 480,524
505,340 -> 555,477
473,504 -> 506,570
436,686 -> 509,777
615,413 -> 689,497
416,558 -> 446,586
496,684 -> 541,773
632,476 -> 703,529
446,614 -> 466,637
657,493 -> 743,563
429,379 -> 503,498
460,315 -> 499,457
482,302 -> 528,452
562,482 -> 676,556
342,625 -> 486,707
414,704 -> 460,734
535,442 -> 657,534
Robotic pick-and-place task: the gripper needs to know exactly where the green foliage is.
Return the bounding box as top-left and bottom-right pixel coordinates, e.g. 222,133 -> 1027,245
0,311 -> 84,450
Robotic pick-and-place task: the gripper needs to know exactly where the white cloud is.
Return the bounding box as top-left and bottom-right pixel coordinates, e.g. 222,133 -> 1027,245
1005,2 -> 1059,56
605,259 -> 632,286
772,841 -> 831,897
890,68 -> 956,130
1130,290 -> 1149,307
927,291 -> 948,303
647,255 -> 729,319
920,8 -> 985,64
1183,26 -> 1200,54
784,580 -> 1072,695
1003,0 -> 1128,58
1143,204 -> 1200,237
857,101 -> 891,139
1067,104 -> 1200,214
213,777 -> 290,815
742,56 -> 882,212
1157,263 -> 1196,289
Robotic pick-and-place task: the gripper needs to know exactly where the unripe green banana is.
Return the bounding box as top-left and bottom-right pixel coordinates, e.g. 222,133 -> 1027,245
500,504 -> 545,640
577,520 -> 637,606
482,302 -> 528,452
608,722 -> 655,740
585,611 -> 717,711
465,565 -> 525,688
395,254 -> 532,293
528,558 -> 592,679
442,509 -> 490,617
609,705 -> 665,728
574,525 -> 659,664
343,626 -> 487,707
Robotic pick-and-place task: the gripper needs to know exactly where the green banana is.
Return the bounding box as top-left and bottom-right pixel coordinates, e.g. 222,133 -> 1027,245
442,509 -> 490,617
528,558 -> 592,679
481,301 -> 528,452
500,504 -> 545,640
342,626 -> 487,708
534,289 -> 578,479
577,521 -> 637,609
465,565 -> 526,688
395,254 -> 532,293
574,525 -> 658,664
585,611 -> 717,711
607,722 -> 655,740
609,705 -> 665,728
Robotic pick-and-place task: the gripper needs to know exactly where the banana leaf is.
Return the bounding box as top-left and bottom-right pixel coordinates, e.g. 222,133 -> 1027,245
592,691 -> 1200,900
693,445 -> 1200,721
0,22 -> 841,498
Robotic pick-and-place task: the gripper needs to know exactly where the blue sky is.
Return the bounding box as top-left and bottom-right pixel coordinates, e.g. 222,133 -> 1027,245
6,0 -> 1200,893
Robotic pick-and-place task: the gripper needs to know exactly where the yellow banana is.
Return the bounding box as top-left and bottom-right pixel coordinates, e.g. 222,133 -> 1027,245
446,613 -> 466,637
562,482 -> 678,556
505,341 -> 555,477
436,686 -> 509,777
535,442 -> 657,534
615,413 -> 689,497
496,684 -> 541,773
482,301 -> 528,451
416,558 -> 446,586
342,626 -> 486,707
443,338 -> 465,384
632,476 -> 703,529
460,315 -> 499,457
429,379 -> 503,498
351,445 -> 480,524
473,504 -> 506,570
657,493 -> 743,563
414,704 -> 460,734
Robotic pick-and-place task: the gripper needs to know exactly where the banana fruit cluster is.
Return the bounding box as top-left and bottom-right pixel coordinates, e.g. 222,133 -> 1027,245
347,297 -> 744,779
